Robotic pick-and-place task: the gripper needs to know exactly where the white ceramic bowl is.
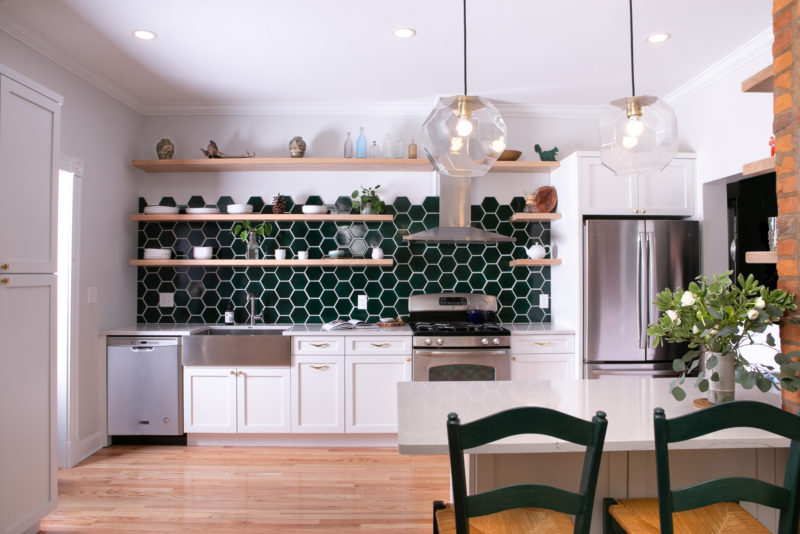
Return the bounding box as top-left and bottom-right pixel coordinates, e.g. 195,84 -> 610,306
227,203 -> 253,214
301,205 -> 328,214
143,248 -> 171,259
193,246 -> 213,259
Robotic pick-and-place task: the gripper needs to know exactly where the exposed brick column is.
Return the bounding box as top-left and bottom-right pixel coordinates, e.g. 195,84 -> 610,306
774,0 -> 800,412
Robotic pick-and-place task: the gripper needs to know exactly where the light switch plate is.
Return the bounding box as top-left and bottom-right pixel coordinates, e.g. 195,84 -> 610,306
159,292 -> 175,307
538,294 -> 549,308
357,294 -> 367,310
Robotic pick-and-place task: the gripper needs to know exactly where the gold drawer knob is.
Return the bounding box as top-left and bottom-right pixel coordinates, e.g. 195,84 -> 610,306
0,264 -> 8,270
0,278 -> 8,285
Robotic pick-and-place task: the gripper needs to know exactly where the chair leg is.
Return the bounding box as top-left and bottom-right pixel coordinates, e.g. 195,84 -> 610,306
433,500 -> 446,534
603,498 -> 621,534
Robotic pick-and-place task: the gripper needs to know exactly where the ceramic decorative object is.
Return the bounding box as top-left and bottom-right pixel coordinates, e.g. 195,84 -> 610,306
156,138 -> 175,160
525,243 -> 551,260
498,150 -> 522,161
272,193 -> 287,214
703,351 -> 736,403
274,248 -> 287,260
289,136 -> 306,158
201,140 -> 255,158
534,144 -> 559,161
371,247 -> 384,260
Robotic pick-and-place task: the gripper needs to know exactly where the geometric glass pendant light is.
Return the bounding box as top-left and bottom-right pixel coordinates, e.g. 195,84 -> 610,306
422,0 -> 507,178
599,0 -> 678,176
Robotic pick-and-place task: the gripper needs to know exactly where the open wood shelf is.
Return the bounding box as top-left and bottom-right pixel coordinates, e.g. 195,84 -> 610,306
741,65 -> 773,93
745,251 -> 777,264
131,258 -> 394,267
742,156 -> 776,178
509,259 -> 562,267
508,213 -> 562,223
131,157 -> 560,174
132,213 -> 393,222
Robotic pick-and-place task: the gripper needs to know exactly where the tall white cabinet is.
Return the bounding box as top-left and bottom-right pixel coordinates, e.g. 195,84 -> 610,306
0,66 -> 62,534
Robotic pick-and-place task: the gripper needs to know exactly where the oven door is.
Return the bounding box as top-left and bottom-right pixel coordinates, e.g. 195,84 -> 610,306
413,348 -> 511,381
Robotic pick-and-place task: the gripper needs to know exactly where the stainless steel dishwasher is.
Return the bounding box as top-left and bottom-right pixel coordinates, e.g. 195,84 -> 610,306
107,337 -> 182,436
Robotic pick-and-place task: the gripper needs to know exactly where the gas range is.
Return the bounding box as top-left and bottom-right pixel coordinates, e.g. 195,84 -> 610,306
408,293 -> 511,349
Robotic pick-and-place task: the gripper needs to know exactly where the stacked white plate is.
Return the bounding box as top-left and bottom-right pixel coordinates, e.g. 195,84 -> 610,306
143,205 -> 180,214
226,204 -> 254,214
185,207 -> 220,214
143,248 -> 172,259
301,205 -> 328,214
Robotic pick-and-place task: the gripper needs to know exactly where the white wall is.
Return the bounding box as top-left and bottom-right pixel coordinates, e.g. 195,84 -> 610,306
0,29 -> 141,464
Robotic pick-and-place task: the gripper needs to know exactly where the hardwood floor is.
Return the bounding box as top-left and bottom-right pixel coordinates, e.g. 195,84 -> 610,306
41,446 -> 450,533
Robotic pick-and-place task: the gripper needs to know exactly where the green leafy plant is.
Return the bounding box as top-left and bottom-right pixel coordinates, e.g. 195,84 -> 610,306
232,220 -> 272,241
351,185 -> 385,214
647,271 -> 800,401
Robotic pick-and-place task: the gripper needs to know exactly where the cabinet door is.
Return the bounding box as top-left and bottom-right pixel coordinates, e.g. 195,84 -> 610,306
291,355 -> 344,433
0,274 -> 57,534
638,158 -> 694,216
183,367 -> 237,433
345,355 -> 412,433
580,157 -> 638,215
0,75 -> 60,273
236,367 -> 291,433
511,354 -> 573,381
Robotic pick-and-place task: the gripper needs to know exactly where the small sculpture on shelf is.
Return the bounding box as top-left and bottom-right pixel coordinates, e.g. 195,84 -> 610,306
156,138 -> 175,160
523,186 -> 558,213
272,193 -> 287,214
289,136 -> 306,158
534,144 -> 559,161
201,140 -> 255,159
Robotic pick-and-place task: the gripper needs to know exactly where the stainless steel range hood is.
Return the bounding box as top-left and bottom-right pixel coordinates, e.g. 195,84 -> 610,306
403,175 -> 514,243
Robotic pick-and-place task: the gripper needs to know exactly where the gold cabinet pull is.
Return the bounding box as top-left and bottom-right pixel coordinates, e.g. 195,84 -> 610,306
0,264 -> 8,270
238,370 -> 244,375
512,356 -> 517,361
534,341 -> 552,346
640,209 -> 646,214
310,365 -> 329,370
230,370 -> 235,375
310,343 -> 329,348
371,343 -> 390,348
406,357 -> 411,362
0,278 -> 7,285
633,209 -> 639,214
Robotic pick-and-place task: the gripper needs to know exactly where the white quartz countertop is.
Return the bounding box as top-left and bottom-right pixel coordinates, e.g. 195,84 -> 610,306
103,324 -> 206,336
284,324 -> 412,336
397,378 -> 788,455
502,323 -> 575,334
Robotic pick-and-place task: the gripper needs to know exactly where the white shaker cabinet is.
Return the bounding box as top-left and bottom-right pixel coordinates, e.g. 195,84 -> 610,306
183,367 -> 238,433
291,355 -> 345,433
345,354 -> 411,433
511,334 -> 576,381
580,156 -> 694,217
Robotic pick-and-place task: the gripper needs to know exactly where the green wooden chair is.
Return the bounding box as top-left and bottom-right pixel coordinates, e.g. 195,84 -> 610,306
606,401 -> 800,534
433,406 -> 608,534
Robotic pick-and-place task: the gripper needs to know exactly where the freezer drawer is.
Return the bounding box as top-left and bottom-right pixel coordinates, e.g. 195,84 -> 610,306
107,337 -> 182,435
584,362 -> 679,379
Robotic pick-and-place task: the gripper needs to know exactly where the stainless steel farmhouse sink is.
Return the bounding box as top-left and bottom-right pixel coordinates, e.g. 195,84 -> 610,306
182,327 -> 291,366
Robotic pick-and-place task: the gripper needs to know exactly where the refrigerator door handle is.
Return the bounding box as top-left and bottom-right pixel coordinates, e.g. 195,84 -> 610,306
645,231 -> 655,349
637,232 -> 646,349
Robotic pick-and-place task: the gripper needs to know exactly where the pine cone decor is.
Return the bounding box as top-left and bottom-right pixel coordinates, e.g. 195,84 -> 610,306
272,193 -> 286,214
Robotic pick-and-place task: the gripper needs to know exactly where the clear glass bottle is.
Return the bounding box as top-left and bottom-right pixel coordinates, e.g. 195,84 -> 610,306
246,230 -> 260,259
344,132 -> 353,158
356,127 -> 367,158
368,140 -> 380,159
394,137 -> 404,159
408,137 -> 418,159
383,134 -> 393,160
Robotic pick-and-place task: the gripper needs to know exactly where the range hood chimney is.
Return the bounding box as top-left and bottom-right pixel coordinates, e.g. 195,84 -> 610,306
403,175 -> 514,243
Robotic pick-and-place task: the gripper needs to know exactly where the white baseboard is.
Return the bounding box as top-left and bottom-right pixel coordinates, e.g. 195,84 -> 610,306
69,431 -> 105,466
187,433 -> 399,447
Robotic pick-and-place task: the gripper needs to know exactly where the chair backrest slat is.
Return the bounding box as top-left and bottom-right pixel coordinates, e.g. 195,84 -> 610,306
466,483 -> 584,518
665,401 -> 800,444
672,477 -> 791,512
459,407 -> 596,450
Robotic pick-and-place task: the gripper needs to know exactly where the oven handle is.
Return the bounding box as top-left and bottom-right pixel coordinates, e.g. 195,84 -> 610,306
413,350 -> 509,357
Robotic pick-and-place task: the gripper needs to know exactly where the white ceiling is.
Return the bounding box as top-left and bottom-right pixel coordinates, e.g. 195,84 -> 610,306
0,0 -> 772,115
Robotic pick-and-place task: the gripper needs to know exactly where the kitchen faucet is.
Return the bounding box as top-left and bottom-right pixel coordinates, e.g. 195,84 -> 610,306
246,293 -> 257,326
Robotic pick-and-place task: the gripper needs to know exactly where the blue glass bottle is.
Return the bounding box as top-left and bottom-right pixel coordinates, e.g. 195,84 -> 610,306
356,126 -> 367,158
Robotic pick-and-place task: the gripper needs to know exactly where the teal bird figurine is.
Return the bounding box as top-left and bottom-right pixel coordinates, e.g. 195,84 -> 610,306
534,144 -> 559,161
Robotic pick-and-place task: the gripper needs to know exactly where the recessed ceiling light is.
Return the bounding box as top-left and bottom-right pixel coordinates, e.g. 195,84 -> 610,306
133,30 -> 157,40
393,28 -> 416,39
647,32 -> 671,44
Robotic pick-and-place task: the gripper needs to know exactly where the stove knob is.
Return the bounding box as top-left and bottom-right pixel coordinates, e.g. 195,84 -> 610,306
481,338 -> 489,345
424,338 -> 432,345
436,338 -> 444,346
492,337 -> 500,345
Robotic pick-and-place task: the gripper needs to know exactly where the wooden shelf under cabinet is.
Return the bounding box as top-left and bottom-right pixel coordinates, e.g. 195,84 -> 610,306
509,259 -> 562,267
130,259 -> 394,267
131,157 -> 560,174
742,156 -> 775,178
508,213 -> 562,222
131,213 -> 393,222
741,65 -> 773,93
744,251 -> 777,264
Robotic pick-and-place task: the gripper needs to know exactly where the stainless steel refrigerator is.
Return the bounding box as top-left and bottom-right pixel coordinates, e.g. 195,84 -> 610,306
584,219 -> 700,378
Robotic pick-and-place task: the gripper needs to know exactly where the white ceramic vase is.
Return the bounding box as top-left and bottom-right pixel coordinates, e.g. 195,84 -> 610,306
703,350 -> 736,403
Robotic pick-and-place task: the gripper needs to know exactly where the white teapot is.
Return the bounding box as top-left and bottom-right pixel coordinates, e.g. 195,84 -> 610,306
525,243 -> 551,260
371,247 -> 384,260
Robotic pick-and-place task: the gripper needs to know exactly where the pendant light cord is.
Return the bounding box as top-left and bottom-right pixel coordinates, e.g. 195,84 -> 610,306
629,0 -> 636,96
463,0 -> 468,95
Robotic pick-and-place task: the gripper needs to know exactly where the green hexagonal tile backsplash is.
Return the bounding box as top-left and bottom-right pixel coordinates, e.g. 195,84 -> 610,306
137,195 -> 552,324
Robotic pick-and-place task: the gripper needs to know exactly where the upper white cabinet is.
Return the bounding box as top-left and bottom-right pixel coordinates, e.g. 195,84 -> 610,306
0,74 -> 61,274
580,156 -> 695,216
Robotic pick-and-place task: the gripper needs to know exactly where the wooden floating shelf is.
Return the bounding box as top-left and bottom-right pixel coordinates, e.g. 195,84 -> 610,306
508,213 -> 562,222
509,259 -> 562,267
131,157 -> 560,174
741,65 -> 773,93
745,251 -> 777,264
130,259 -> 394,268
742,156 -> 775,178
132,213 -> 393,222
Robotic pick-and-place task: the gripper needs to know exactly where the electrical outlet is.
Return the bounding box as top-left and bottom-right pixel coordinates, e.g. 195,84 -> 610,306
159,292 -> 175,308
538,294 -> 549,308
357,294 -> 368,310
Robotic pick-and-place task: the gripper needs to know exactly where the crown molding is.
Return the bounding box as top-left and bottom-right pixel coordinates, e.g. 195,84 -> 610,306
139,100 -> 434,117
496,103 -> 602,119
0,14 -> 145,114
664,27 -> 773,107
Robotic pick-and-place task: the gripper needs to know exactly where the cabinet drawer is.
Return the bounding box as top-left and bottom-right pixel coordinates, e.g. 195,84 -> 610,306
292,336 -> 344,355
511,335 -> 574,354
345,336 -> 411,355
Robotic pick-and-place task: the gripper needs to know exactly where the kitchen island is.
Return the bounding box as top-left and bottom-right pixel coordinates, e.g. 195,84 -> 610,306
398,378 -> 789,533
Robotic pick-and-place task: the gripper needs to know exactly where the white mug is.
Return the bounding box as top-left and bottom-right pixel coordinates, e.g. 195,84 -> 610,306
274,248 -> 286,260
297,251 -> 309,260
525,243 -> 552,260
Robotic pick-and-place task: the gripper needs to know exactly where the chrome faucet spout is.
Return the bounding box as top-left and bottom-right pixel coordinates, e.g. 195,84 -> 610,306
247,293 -> 256,326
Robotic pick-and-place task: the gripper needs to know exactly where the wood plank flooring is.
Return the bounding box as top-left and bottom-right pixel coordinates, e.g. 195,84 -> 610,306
41,446 -> 450,533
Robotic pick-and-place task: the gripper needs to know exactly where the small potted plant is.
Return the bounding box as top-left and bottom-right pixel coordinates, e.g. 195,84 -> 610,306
647,271 -> 800,402
233,220 -> 272,259
351,185 -> 386,214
